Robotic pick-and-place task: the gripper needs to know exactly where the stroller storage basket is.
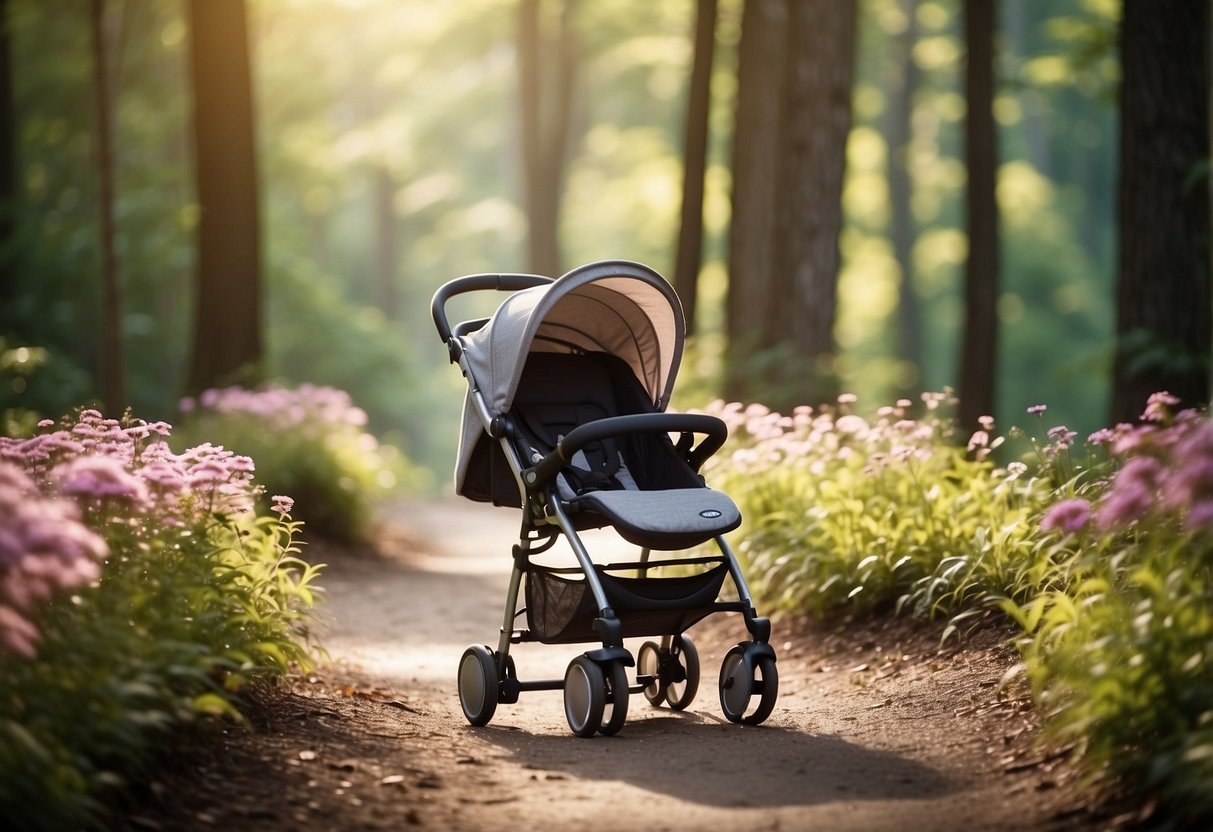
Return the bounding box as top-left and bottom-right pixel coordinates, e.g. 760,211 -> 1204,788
525,561 -> 729,644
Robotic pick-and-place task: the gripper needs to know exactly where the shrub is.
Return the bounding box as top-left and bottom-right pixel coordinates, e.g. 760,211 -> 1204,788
703,394 -> 1053,624
176,383 -> 416,541
0,409 -> 321,831
1006,394 -> 1213,826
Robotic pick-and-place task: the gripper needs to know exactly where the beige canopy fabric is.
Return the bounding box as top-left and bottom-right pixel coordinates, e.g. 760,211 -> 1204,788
454,260 -> 685,499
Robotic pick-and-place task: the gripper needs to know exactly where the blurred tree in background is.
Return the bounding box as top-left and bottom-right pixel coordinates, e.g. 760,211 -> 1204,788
1111,0 -> 1210,423
0,0 -> 1202,484
185,0 -> 263,395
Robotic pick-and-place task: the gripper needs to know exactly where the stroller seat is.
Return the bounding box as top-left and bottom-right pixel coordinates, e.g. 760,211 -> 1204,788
512,351 -> 741,550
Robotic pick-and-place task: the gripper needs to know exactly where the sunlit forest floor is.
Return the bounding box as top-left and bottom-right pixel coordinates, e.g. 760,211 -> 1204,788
121,499 -> 1114,832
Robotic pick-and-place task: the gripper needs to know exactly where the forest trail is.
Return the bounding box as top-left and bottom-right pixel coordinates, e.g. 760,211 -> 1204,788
137,498 -> 1094,832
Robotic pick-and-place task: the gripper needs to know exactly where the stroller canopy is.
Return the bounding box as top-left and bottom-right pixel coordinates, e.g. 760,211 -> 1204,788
456,260 -> 685,496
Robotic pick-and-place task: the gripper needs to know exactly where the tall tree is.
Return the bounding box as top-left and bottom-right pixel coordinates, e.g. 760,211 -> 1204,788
766,0 -> 857,409
958,0 -> 999,433
1111,0 -> 1211,421
0,0 -> 14,304
672,0 -> 717,335
724,0 -> 787,401
886,0 -> 923,392
185,0 -> 262,394
518,0 -> 578,277
90,0 -> 126,413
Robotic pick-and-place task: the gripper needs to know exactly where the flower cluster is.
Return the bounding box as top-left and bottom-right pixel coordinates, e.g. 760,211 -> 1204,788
1034,392 -> 1213,536
0,463 -> 106,657
0,409 -> 269,658
705,392 -> 948,479
181,383 -> 369,436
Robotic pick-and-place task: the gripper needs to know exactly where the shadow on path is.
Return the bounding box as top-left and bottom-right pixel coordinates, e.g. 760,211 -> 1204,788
476,714 -> 952,809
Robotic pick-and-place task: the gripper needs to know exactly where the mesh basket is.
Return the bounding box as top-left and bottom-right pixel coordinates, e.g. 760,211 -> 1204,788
524,562 -> 729,644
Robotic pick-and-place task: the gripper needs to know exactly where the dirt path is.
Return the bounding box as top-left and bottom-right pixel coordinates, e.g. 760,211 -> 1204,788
133,499 -> 1097,832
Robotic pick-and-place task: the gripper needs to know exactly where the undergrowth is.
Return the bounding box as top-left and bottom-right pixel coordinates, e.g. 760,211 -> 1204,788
706,391 -> 1213,827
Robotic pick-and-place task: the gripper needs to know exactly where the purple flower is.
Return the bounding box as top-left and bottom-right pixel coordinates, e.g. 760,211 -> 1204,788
1041,498 -> 1093,534
1097,457 -> 1164,530
53,455 -> 150,506
1141,391 -> 1181,423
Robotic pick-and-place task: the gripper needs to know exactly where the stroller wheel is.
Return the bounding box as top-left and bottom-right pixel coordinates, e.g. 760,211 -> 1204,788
597,660 -> 630,736
637,641 -> 667,706
719,644 -> 779,725
563,655 -> 606,737
665,634 -> 700,711
458,645 -> 499,727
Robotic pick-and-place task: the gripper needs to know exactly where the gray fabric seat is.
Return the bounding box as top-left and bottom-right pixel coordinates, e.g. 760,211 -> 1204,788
511,351 -> 741,550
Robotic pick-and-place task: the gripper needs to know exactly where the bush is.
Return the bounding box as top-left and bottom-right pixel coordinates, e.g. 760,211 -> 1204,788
1005,394 -> 1213,827
0,409 -> 321,831
176,383 -> 417,541
703,394 -> 1053,624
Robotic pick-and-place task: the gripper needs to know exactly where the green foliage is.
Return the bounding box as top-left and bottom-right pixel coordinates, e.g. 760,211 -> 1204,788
706,394 -> 1052,620
0,411 -> 322,831
714,388 -> 1213,825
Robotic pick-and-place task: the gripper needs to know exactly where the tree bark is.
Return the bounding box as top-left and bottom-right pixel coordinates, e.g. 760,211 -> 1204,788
672,0 -> 717,335
1111,0 -> 1211,422
767,0 -> 857,409
0,0 -> 14,305
519,0 -> 577,277
185,0 -> 263,395
724,0 -> 787,400
90,0 -> 127,414
958,0 -> 999,433
886,0 -> 923,391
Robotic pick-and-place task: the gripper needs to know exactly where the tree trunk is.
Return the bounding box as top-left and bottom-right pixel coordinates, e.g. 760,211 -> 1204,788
90,0 -> 127,414
767,0 -> 857,409
0,0 -> 14,304
724,0 -> 787,401
185,0 -> 263,395
673,0 -> 717,335
519,0 -> 577,277
958,0 -> 999,433
886,0 -> 923,391
1111,0 -> 1211,422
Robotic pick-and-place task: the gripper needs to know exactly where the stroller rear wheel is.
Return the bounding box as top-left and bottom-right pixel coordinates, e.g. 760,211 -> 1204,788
665,634 -> 700,711
458,645 -> 499,726
718,643 -> 778,725
564,655 -> 606,737
638,635 -> 700,710
637,641 -> 667,706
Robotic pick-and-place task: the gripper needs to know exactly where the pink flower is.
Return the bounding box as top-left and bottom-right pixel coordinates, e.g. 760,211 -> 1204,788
271,495 -> 294,515
1027,404 -> 1047,415
53,455 -> 150,506
1040,499 -> 1093,534
1141,391 -> 1180,423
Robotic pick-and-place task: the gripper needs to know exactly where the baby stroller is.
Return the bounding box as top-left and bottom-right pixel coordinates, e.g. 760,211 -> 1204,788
431,260 -> 777,737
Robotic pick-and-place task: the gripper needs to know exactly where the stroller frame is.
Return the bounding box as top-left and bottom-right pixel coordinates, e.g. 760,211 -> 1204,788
432,261 -> 778,737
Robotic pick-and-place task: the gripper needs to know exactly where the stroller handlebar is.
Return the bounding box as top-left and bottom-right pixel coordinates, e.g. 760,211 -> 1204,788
523,413 -> 728,491
432,274 -> 554,346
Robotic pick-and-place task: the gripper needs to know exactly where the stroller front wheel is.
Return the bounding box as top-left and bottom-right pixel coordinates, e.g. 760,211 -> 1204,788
458,645 -> 499,727
564,655 -> 606,737
597,659 -> 630,736
719,644 -> 779,725
637,641 -> 667,706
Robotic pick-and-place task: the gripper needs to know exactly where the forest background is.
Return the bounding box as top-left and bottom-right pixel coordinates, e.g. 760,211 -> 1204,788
0,0 -> 1193,484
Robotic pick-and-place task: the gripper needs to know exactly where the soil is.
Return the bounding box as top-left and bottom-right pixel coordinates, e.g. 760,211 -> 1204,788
121,498 -> 1113,832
